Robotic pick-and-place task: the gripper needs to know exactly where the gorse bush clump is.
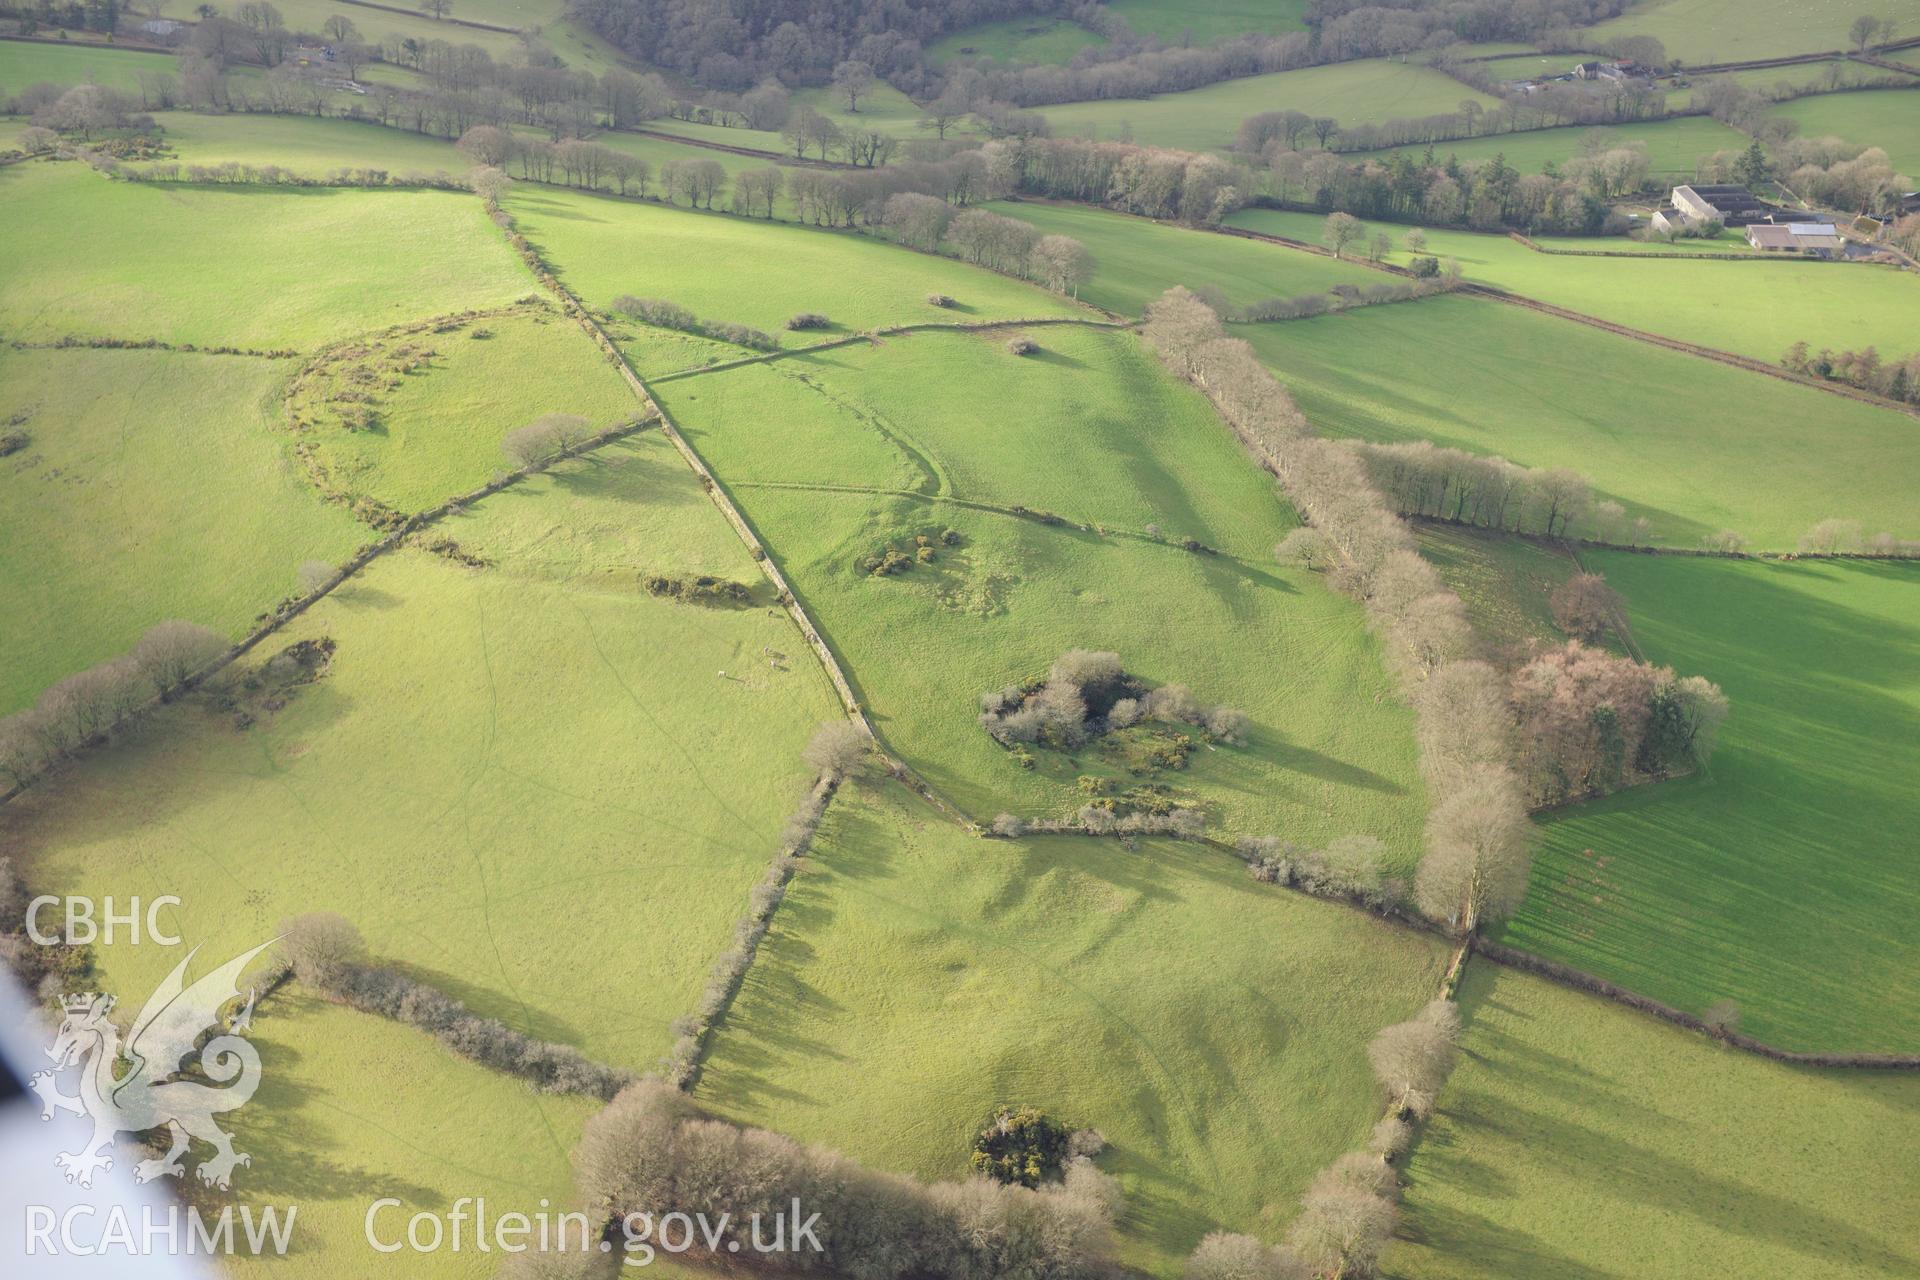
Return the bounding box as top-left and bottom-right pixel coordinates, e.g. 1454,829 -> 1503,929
971,1106 -> 1070,1188
643,574 -> 753,607
1239,834 -> 1396,908
610,295 -> 777,351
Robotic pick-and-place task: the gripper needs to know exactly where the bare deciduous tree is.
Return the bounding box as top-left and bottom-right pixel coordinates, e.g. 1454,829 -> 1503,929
1368,999 -> 1461,1118
131,620 -> 227,693
831,59 -> 875,111
1274,527 -> 1334,571
468,164 -> 511,203
1414,766 -> 1535,932
802,720 -> 868,780
1323,211 -> 1363,258
1799,517 -> 1863,555
1029,235 -> 1094,296
277,911 -> 365,987
296,560 -> 335,595
1415,660 -> 1512,790
1185,1231 -> 1310,1280
1548,572 -> 1623,643
1287,1177 -> 1396,1279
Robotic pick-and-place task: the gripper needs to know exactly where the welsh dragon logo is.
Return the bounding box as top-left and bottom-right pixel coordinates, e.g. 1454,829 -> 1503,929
29,940 -> 275,1191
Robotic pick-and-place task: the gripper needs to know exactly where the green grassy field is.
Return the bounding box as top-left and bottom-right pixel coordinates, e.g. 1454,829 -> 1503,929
0,164 -> 530,347
265,0 -> 533,64
290,306 -> 640,514
1496,554 -> 1920,1052
1397,962 -> 1920,1279
0,347 -> 364,713
658,325 -> 1431,855
989,198 -> 1380,316
14,491 -> 838,1076
1227,207 -> 1920,362
5,253 -> 844,1257
147,110 -> 466,175
638,116 -> 791,156
219,995 -> 596,1279
790,82 -> 930,138
1774,87 -> 1920,174
1582,0 -> 1920,63
1106,0 -> 1309,43
925,15 -> 1107,65
1361,115 -> 1750,176
505,184 -> 1087,342
696,780 -> 1451,1276
0,39 -> 228,94
1243,292 -> 1920,549
1039,59 -> 1499,151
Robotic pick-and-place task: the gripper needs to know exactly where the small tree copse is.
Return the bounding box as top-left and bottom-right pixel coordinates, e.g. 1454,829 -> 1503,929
1548,572 -> 1624,643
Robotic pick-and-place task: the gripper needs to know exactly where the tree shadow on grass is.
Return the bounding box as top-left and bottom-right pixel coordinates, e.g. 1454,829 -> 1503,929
1391,1198 -> 1615,1280
227,1002 -> 444,1210
383,960 -> 582,1046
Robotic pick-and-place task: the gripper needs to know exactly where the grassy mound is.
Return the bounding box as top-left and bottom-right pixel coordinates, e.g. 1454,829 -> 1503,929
1359,115 -> 1751,179
983,199 -> 1380,317
1580,0 -> 1920,64
1775,88 -> 1920,175
16,456 -> 839,1071
220,995 -> 595,1280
